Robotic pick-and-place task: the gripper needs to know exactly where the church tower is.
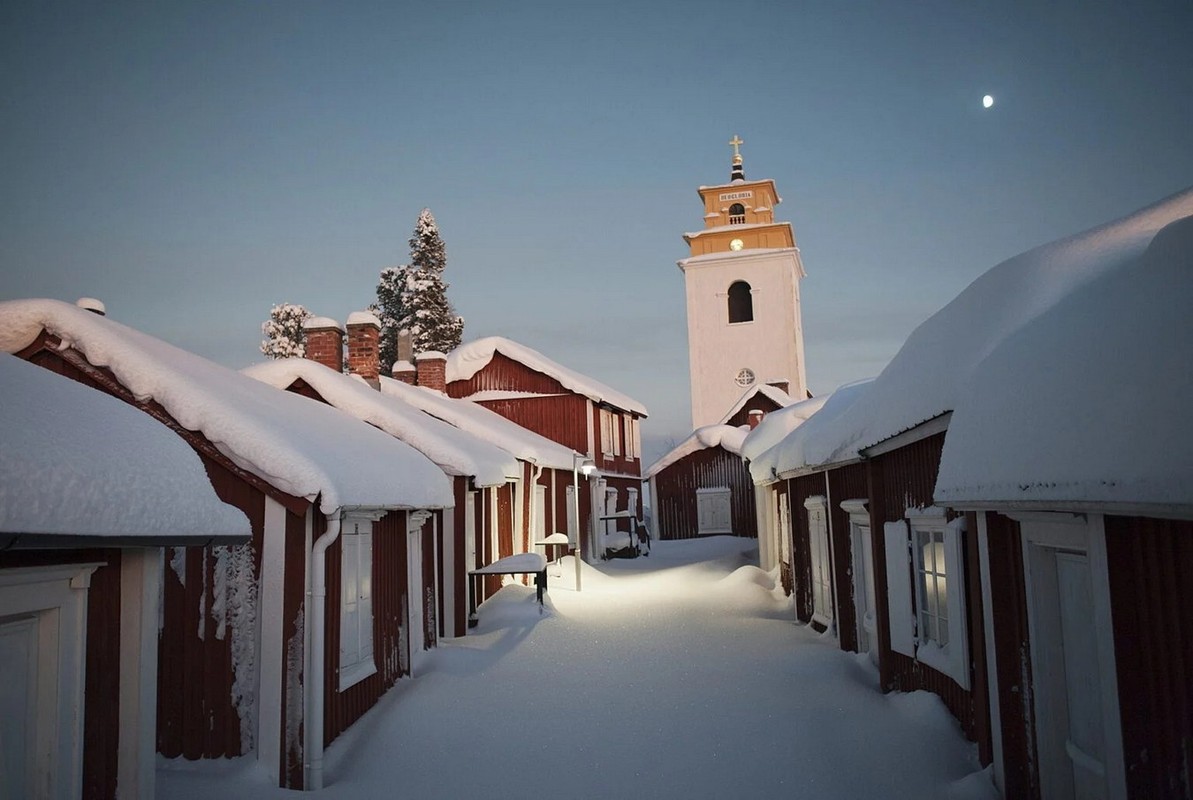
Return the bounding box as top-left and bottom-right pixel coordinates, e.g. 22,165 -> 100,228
679,137 -> 808,428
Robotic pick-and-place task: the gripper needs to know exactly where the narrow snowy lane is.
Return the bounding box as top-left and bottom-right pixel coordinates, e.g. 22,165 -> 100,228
160,537 -> 995,799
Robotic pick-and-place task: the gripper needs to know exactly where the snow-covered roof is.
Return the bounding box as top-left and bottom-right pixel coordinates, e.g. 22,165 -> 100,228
934,211 -> 1193,512
379,376 -> 578,471
791,187 -> 1193,468
740,393 -> 832,464
242,359 -> 519,487
0,299 -> 454,513
747,380 -> 873,485
684,221 -> 785,239
644,425 -> 748,480
0,353 -> 251,540
717,383 -> 800,426
445,336 -> 648,416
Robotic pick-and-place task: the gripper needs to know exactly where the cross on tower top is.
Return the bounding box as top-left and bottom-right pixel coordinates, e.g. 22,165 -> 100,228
728,134 -> 744,164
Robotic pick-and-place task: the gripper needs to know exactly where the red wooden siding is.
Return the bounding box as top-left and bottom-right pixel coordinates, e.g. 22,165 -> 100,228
723,392 -> 785,428
866,432 -> 983,744
826,463 -> 868,653
157,455 -> 266,764
1105,515 -> 1193,800
474,394 -> 590,454
653,446 -> 756,540
447,350 -> 570,397
421,516 -> 438,650
0,549 -> 123,800
786,473 -> 824,625
982,511 -> 1039,799
322,510 -> 410,752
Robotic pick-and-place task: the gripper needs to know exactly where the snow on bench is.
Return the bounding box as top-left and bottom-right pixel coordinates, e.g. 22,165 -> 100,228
467,552 -> 549,628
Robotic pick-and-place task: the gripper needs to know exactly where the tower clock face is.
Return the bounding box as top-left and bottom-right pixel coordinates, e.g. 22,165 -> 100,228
729,238 -> 744,251
734,368 -> 756,388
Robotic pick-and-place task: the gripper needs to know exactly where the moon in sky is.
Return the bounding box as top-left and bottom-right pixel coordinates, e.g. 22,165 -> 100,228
983,94 -> 995,108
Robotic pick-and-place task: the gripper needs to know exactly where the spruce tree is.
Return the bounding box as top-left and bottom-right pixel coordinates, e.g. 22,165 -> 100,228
401,208 -> 464,353
260,303 -> 311,359
371,266 -> 407,374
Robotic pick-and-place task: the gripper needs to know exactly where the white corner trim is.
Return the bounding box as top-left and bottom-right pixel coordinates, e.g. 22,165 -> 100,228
256,496 -> 287,777
975,513 -> 1006,794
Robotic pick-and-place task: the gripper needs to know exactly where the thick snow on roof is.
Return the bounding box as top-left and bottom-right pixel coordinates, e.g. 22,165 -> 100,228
644,425 -> 748,480
242,359 -> 518,487
346,310 -> 380,327
718,383 -> 800,425
0,300 -> 453,513
797,187 -> 1193,466
747,380 -> 873,484
0,353 -> 251,539
935,212 -> 1193,510
445,336 -> 648,416
379,376 -> 578,471
740,393 -> 832,463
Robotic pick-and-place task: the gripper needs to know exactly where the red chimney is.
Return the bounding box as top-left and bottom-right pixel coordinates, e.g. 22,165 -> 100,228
391,360 -> 417,384
748,409 -> 765,429
415,351 -> 447,392
303,317 -> 344,373
346,311 -> 381,388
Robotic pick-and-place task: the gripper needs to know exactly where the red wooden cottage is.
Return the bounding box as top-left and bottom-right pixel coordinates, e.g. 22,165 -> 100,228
242,311 -> 522,644
0,352 -> 251,800
443,336 -> 648,562
933,196 -> 1193,800
0,299 -> 453,792
645,424 -> 755,541
748,186 -> 1193,800
379,364 -> 584,607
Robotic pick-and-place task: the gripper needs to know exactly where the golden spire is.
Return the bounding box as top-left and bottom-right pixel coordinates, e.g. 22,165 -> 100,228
729,134 -> 744,165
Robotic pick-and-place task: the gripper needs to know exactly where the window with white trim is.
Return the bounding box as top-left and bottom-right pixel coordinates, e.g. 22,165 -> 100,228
804,496 -> 833,628
883,509 -> 969,689
599,409 -> 614,457
612,413 -> 621,457
339,515 -> 377,690
624,416 -> 639,460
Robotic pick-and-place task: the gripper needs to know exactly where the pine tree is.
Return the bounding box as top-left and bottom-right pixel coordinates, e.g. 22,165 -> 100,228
260,303 -> 311,359
371,266 -> 407,374
401,208 -> 464,353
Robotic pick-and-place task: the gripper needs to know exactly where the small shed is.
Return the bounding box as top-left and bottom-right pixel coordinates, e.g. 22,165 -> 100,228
645,424 -> 753,540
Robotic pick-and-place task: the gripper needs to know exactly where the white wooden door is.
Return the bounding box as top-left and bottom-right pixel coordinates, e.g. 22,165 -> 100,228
407,521 -> 424,657
0,615 -> 38,797
1055,551 -> 1108,800
535,485 -> 547,544
465,491 -> 477,574
697,488 -> 731,534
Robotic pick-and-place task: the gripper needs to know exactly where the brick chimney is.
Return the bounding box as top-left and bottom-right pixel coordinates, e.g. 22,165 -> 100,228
391,360 -> 417,384
415,351 -> 447,392
303,317 -> 344,373
748,409 -> 765,429
345,311 -> 381,388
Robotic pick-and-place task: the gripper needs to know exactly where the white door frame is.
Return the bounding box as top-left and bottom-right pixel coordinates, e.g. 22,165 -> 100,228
842,498 -> 876,661
1013,511 -> 1126,800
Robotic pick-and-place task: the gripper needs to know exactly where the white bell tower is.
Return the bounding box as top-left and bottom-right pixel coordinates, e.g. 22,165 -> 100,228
679,136 -> 808,428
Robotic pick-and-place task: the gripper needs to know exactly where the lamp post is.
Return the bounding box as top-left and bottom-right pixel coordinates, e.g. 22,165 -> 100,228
572,453 -> 595,592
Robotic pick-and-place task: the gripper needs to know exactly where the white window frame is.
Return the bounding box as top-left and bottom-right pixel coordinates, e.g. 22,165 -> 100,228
599,409 -> 614,457
611,413 -> 621,457
804,495 -> 834,628
339,514 -> 379,691
696,487 -> 732,535
624,416 -> 638,461
884,507 -> 970,689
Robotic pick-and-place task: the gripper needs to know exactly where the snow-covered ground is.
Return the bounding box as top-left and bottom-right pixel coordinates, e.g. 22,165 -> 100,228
159,537 -> 995,799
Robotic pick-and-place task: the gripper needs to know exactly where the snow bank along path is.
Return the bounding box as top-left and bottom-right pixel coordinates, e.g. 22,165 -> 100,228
159,538 -> 994,800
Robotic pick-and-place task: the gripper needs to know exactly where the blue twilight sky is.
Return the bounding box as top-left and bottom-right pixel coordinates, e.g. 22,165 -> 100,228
2,1 -> 1191,463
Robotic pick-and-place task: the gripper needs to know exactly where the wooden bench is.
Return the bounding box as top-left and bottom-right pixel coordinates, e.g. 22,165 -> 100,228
467,552 -> 548,628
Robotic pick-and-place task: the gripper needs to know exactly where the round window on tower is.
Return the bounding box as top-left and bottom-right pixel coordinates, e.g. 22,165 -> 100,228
735,368 -> 756,388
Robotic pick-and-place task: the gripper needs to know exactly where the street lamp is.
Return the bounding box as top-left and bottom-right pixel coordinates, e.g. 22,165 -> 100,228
572,453 -> 596,591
